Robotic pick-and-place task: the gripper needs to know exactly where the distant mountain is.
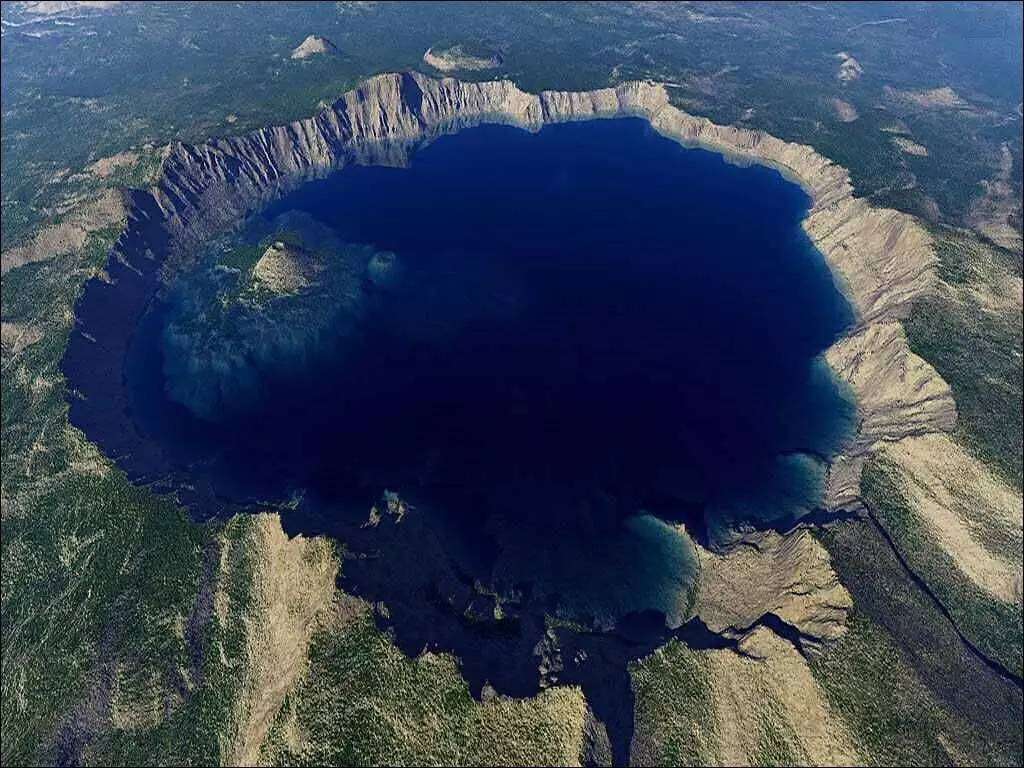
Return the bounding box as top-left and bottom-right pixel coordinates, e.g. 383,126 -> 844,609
290,34 -> 337,60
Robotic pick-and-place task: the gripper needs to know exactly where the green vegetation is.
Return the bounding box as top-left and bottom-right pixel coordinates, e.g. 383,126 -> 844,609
630,640 -> 719,765
260,613 -> 588,766
216,243 -> 263,276
1,227 -> 208,764
815,521 -> 1023,767
903,228 -> 1024,488
811,613 -> 990,767
752,699 -> 802,768
631,641 -> 828,766
86,522 -> 252,766
861,458 -> 1023,678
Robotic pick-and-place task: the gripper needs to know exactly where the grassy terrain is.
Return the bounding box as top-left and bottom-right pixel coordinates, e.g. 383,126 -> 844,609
752,698 -> 803,767
810,612 -> 994,767
629,640 -> 719,766
1,226 -> 208,764
861,458 -> 1023,677
814,520 -> 1023,766
216,243 -> 264,276
631,639 -> 833,767
903,227 -> 1024,488
259,612 -> 590,766
84,520 -> 251,766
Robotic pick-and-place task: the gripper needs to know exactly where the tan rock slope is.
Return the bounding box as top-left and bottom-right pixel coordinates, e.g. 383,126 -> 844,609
217,514 -> 338,767
892,136 -> 929,156
0,188 -> 124,275
706,628 -> 862,766
830,98 -> 858,123
252,241 -> 321,295
693,529 -> 852,651
824,322 -> 955,510
423,45 -> 503,73
879,433 -> 1023,605
289,35 -> 337,61
969,142 -> 1023,253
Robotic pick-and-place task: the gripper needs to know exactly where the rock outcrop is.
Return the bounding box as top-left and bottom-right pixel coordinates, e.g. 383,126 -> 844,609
824,321 -> 956,510
290,35 -> 337,60
892,136 -> 929,156
693,529 -> 853,651
252,241 -> 320,294
831,98 -> 858,123
834,52 -> 863,83
423,45 -> 503,73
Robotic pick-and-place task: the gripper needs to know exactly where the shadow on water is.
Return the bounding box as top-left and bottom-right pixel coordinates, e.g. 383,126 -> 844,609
66,118 -> 858,763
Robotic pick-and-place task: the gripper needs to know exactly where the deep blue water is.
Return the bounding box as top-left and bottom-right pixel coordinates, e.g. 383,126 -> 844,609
125,113 -> 858,628
142,120 -> 854,518
113,117 -> 855,760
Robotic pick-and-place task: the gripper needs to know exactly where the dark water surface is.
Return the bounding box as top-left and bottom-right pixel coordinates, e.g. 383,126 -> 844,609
77,118 -> 857,762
